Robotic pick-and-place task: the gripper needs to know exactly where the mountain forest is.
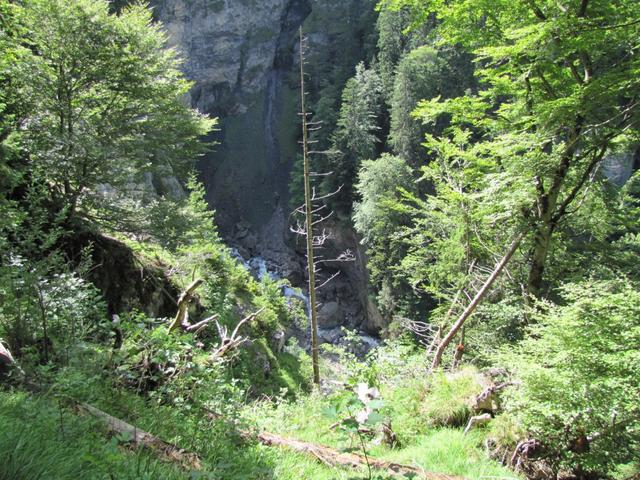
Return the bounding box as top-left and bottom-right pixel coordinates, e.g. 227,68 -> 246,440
1,0 -> 639,479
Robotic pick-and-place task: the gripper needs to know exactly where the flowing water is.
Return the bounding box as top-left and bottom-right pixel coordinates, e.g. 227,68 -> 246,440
228,249 -> 380,355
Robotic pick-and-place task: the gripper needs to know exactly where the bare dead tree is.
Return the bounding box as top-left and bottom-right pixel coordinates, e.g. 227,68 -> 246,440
210,307 -> 265,360
168,279 -> 203,332
292,28 -> 355,385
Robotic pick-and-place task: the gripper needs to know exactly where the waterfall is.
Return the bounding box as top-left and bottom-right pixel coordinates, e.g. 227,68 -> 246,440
229,249 -> 380,354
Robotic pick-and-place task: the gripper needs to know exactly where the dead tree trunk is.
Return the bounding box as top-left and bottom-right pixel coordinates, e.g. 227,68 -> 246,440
77,403 -> 202,469
168,279 -> 203,332
299,27 -> 320,385
293,28 -> 354,385
431,231 -> 525,370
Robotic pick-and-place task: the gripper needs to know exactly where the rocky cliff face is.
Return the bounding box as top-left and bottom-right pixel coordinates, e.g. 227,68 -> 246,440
151,0 -> 382,332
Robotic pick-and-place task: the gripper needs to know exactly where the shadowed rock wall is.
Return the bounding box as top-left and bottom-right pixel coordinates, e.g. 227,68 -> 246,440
152,0 -> 383,332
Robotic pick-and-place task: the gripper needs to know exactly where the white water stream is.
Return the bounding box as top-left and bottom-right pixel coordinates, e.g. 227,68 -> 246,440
228,249 -> 380,354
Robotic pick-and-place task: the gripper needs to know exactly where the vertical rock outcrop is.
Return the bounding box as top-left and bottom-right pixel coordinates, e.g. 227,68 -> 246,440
152,0 -> 382,332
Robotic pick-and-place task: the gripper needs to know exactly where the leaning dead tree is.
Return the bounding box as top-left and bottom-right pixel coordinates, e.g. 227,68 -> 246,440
431,230 -> 525,370
292,27 -> 354,385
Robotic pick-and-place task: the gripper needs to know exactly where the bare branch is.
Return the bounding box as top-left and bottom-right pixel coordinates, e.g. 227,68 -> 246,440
311,184 -> 343,201
315,271 -> 341,290
210,307 -> 265,360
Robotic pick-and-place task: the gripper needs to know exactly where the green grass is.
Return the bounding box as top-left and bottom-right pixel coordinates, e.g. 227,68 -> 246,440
1,352 -> 525,480
39,368 -> 383,479
2,328 -> 524,480
246,384 -> 523,480
419,367 -> 487,428
0,390 -> 184,480
0,385 -> 381,480
379,430 -> 521,479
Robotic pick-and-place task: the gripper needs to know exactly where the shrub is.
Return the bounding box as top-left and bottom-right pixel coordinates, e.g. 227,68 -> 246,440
501,279 -> 640,476
0,257 -> 106,367
420,366 -> 487,428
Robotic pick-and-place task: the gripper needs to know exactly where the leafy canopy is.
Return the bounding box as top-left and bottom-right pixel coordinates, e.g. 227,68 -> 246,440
10,0 -> 215,225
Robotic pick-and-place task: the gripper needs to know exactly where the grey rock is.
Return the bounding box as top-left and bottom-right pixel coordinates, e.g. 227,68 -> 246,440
318,327 -> 344,345
151,0 -> 384,334
318,301 -> 342,328
601,149 -> 639,187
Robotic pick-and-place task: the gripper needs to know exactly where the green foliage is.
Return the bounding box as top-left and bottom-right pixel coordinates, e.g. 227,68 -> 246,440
9,0 -> 214,228
501,279 -> 640,475
323,384 -> 385,479
420,367 -> 485,428
0,250 -> 106,369
302,0 -> 379,151
353,154 -> 420,316
0,391 -> 184,479
375,5 -> 426,99
111,314 -> 250,419
399,125 -> 526,317
392,0 -> 640,299
389,45 -> 473,165
381,366 -> 486,439
382,428 -> 522,479
325,63 -> 384,210
247,340 -> 520,479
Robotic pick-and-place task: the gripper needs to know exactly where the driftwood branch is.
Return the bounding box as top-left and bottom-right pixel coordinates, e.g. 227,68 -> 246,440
168,279 -> 203,332
185,314 -> 219,334
255,431 -> 466,480
210,307 -> 265,360
77,403 -> 201,470
463,413 -> 492,435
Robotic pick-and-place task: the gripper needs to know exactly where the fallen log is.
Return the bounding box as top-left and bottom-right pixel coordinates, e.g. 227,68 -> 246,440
79,402 -> 465,479
255,431 -> 467,480
77,403 -> 201,470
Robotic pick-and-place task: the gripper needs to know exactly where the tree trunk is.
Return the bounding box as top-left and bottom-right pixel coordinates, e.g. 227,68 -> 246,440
431,231 -> 525,370
526,121 -> 583,300
256,431 -> 466,480
526,222 -> 554,300
299,27 -> 320,385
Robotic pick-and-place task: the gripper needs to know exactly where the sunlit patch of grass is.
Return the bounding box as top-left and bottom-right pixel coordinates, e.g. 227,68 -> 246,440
379,429 -> 523,479
420,367 -> 487,428
0,391 -> 184,480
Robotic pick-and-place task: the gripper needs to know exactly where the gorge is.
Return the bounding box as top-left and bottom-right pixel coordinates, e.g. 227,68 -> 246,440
151,0 -> 384,333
